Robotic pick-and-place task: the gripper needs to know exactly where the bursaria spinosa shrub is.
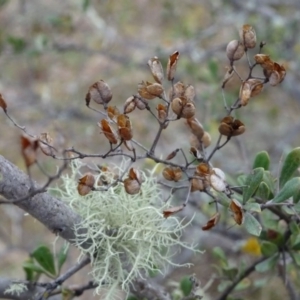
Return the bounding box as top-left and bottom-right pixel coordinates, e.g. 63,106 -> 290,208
51,160 -> 198,299
1,23 -> 296,300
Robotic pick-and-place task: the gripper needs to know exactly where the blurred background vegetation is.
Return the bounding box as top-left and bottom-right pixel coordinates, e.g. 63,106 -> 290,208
1,0 -> 300,299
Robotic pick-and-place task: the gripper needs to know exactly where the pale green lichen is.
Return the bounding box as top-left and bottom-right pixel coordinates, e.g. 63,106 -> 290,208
4,283 -> 28,296
51,160 -> 199,299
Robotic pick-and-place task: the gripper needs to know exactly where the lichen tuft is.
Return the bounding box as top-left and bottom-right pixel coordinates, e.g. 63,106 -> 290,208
52,160 -> 199,299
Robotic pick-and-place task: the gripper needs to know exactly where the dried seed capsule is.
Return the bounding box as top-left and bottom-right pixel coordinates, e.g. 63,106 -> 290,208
124,96 -> 136,114
186,117 -> 204,140
201,132 -> 211,148
171,97 -> 183,116
167,51 -> 180,81
148,56 -> 164,84
226,40 -> 245,61
86,80 -> 112,106
182,102 -> 196,119
184,84 -> 196,102
240,24 -> 256,49
146,83 -> 164,97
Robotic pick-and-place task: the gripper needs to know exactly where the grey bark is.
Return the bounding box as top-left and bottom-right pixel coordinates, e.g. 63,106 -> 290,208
0,155 -> 84,244
0,278 -> 60,300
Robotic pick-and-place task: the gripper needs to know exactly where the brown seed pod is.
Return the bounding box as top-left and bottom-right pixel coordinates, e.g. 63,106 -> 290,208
169,81 -> 185,100
148,56 -> 164,84
195,162 -> 211,177
146,83 -> 164,97
157,103 -> 168,126
201,132 -> 211,148
222,66 -> 234,88
239,81 -> 252,106
128,167 -> 142,184
269,63 -> 286,86
190,134 -> 201,150
202,212 -> 220,231
117,114 -> 133,141
137,81 -> 156,100
184,84 -> 196,102
78,173 -> 95,196
186,117 -> 204,140
226,40 -> 245,61
171,97 -> 183,116
124,96 -> 136,114
191,178 -> 205,192
39,132 -> 55,157
230,199 -> 244,225
163,204 -> 185,218
86,80 -> 112,106
99,119 -> 118,144
162,167 -> 182,182
0,93 -> 7,112
247,79 -> 264,97
107,105 -> 120,120
240,24 -> 256,49
124,178 -> 140,195
135,97 -> 147,110
210,172 -> 226,192
21,135 -> 39,167
218,116 -> 245,137
167,51 -> 180,81
182,102 -> 196,119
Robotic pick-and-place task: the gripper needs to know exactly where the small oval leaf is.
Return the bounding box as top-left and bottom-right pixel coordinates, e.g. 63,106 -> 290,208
272,177 -> 300,203
180,276 -> 192,296
31,245 -> 56,276
255,254 -> 279,273
255,182 -> 270,201
260,241 -> 278,256
243,168 -> 264,204
279,148 -> 300,188
244,202 -> 261,213
253,151 -> 270,170
244,213 -> 262,236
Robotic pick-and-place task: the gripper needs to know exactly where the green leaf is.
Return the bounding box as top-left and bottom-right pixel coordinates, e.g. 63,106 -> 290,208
180,276 -> 192,296
22,261 -> 45,274
222,266 -> 238,280
212,246 -> 227,263
260,241 -> 278,257
243,168 -> 264,204
235,278 -> 251,291
281,205 -> 295,215
23,259 -> 37,281
31,245 -> 56,276
279,147 -> 300,188
293,188 -> 300,203
126,296 -> 139,300
244,202 -> 261,213
82,0 -> 90,11
272,177 -> 300,203
253,151 -> 270,170
290,221 -> 300,234
126,297 -> 138,300
255,254 -> 279,273
57,244 -> 69,274
208,59 -> 219,80
294,202 -> 300,213
262,171 -> 275,199
244,213 -> 262,236
289,233 -> 300,250
237,174 -> 247,186
290,251 -> 300,267
255,182 -> 270,202
217,281 -> 231,292
7,36 -> 27,53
